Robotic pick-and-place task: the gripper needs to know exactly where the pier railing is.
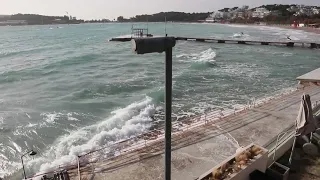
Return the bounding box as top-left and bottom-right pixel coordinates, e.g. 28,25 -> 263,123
28,84 -> 320,179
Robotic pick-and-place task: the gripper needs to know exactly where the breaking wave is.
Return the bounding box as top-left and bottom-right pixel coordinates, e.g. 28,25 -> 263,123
27,96 -> 156,176
176,48 -> 217,64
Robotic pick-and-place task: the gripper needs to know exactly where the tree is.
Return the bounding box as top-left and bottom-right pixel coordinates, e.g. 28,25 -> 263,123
117,16 -> 126,22
219,8 -> 230,12
128,12 -> 212,22
231,7 -> 239,11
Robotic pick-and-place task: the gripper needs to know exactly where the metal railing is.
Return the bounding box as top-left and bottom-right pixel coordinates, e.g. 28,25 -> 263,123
28,84 -> 320,179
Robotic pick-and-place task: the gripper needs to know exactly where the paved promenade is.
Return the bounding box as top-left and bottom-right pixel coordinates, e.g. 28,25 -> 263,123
72,84 -> 320,180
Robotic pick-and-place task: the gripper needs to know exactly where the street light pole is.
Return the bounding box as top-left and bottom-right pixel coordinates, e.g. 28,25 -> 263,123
21,156 -> 26,179
132,37 -> 176,180
164,47 -> 172,180
21,150 -> 37,180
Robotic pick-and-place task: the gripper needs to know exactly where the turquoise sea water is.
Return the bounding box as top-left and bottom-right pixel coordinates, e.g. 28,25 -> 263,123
0,23 -> 320,177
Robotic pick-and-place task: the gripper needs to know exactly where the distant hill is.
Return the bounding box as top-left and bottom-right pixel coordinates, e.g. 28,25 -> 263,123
0,14 -> 84,25
117,12 -> 212,22
0,15 -> 11,20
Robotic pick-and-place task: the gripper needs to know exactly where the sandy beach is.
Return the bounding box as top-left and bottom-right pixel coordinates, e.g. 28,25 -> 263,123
271,24 -> 320,34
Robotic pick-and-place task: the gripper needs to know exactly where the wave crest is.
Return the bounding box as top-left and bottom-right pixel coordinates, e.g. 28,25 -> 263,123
28,96 -> 156,175
177,48 -> 217,64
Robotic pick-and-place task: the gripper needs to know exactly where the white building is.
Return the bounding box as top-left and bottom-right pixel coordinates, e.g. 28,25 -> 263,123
287,6 -> 299,12
312,8 -> 320,15
232,12 -> 245,19
205,13 -> 216,22
294,6 -> 318,16
252,8 -> 270,18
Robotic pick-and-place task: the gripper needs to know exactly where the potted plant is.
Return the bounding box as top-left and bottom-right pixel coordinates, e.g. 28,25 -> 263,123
196,143 -> 268,180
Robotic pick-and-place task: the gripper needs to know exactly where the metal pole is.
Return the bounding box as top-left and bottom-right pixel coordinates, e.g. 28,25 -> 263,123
21,156 -> 26,179
77,156 -> 81,180
288,136 -> 297,165
165,47 -> 172,180
165,16 -> 167,36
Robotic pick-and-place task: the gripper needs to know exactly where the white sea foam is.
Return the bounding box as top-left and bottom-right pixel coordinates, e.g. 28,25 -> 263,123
225,24 -> 320,42
41,112 -> 82,123
226,24 -> 252,28
41,112 -> 60,123
11,142 -> 22,153
232,33 -> 243,38
27,123 -> 38,128
176,48 -> 217,63
67,113 -> 80,121
27,96 -> 156,176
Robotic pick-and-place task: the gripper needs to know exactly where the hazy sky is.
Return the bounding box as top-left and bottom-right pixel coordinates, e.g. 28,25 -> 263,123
1,0 -> 320,20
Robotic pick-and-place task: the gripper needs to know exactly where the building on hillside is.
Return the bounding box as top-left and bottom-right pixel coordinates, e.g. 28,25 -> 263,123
312,8 -> 320,15
53,19 -> 67,24
245,10 -> 253,18
232,12 -> 245,19
222,11 -> 232,19
205,13 -> 216,22
287,5 -> 299,12
270,10 -> 281,16
294,6 -> 315,16
252,8 -> 270,18
214,12 -> 223,19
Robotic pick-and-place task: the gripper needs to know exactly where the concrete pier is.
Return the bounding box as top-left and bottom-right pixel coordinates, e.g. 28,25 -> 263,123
69,84 -> 320,180
110,36 -> 320,49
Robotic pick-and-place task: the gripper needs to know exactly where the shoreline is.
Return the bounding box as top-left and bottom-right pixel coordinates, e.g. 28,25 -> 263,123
270,24 -> 320,35
221,22 -> 320,35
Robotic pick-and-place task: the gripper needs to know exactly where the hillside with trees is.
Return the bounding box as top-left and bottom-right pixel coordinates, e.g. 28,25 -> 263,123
117,12 -> 212,22
211,4 -> 320,25
258,4 -> 320,24
0,14 -> 84,25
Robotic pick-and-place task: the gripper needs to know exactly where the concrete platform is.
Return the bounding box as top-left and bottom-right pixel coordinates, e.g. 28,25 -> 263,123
297,68 -> 320,83
73,85 -> 320,180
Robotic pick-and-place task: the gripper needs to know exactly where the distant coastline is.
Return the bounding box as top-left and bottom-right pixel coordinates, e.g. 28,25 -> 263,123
0,14 -> 86,26
3,4 -> 320,27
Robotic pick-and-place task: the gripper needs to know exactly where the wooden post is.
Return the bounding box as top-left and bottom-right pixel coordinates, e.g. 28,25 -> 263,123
310,43 -> 317,49
287,42 -> 294,47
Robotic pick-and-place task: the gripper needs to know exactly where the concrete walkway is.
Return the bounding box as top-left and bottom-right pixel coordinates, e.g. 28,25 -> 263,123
75,85 -> 320,180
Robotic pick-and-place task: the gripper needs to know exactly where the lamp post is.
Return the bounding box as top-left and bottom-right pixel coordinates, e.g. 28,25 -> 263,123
132,37 -> 176,180
21,150 -> 37,179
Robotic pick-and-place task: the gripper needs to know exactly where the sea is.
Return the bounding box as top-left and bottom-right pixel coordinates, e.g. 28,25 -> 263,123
0,23 -> 320,178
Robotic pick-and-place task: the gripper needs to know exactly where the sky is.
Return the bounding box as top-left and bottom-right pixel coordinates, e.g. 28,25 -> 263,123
1,0 -> 320,20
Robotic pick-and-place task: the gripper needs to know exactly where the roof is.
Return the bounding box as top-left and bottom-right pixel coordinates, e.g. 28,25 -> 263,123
297,68 -> 320,83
